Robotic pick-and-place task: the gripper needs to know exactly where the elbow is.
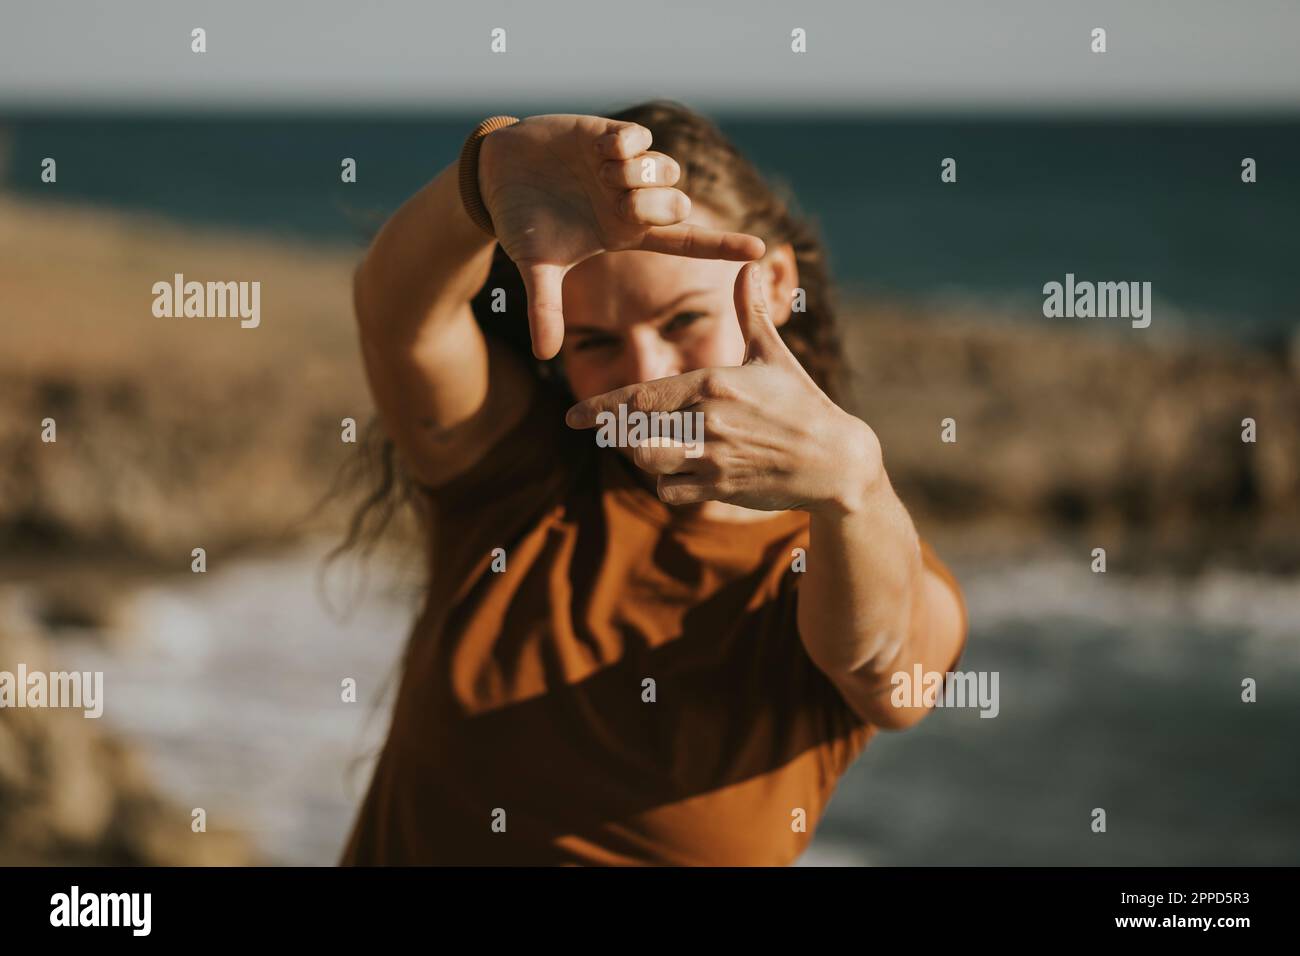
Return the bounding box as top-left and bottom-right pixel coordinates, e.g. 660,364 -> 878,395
870,701 -> 934,732
848,676 -> 936,731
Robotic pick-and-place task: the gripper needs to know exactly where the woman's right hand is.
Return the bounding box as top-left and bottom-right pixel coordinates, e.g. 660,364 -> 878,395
478,114 -> 766,360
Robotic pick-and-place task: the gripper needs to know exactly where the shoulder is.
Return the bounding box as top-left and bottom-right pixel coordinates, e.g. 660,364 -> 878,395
416,369 -> 594,579
420,365 -> 588,508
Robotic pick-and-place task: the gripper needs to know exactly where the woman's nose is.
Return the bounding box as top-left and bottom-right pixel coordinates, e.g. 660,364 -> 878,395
627,338 -> 680,385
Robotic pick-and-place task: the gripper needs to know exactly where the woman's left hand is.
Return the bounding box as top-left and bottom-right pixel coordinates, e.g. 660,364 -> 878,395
565,262 -> 883,516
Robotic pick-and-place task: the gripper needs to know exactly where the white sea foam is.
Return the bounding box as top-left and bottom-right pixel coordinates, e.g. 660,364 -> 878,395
960,558 -> 1300,653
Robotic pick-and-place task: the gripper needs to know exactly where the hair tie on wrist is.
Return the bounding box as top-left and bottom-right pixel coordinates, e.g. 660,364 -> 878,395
459,115 -> 520,236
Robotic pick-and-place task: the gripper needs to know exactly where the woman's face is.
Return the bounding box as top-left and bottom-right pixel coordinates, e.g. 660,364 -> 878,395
559,206 -> 794,402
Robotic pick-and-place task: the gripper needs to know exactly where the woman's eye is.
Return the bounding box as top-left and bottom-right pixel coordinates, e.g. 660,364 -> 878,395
664,311 -> 707,334
573,337 -> 619,353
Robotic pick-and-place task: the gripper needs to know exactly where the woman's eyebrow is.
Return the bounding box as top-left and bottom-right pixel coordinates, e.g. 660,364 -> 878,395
652,288 -> 714,316
565,323 -> 620,336
566,289 -> 715,336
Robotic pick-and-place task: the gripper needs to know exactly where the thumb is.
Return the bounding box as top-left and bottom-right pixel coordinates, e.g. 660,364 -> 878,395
519,262 -> 568,360
734,262 -> 784,364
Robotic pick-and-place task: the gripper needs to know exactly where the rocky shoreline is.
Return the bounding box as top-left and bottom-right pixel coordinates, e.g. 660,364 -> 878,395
0,590 -> 253,865
3,195 -> 1298,573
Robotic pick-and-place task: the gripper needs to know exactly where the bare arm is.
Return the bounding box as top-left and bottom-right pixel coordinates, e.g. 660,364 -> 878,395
352,162 -> 534,490
799,456 -> 968,730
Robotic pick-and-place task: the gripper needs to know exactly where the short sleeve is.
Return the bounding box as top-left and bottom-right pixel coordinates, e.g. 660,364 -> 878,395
415,375 -> 593,599
422,377 -> 580,511
920,538 -> 969,673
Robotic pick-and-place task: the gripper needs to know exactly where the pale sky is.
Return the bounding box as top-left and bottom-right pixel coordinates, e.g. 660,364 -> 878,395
2,0 -> 1298,113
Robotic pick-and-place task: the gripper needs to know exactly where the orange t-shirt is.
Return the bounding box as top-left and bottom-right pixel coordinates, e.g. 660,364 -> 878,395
340,377 -> 967,866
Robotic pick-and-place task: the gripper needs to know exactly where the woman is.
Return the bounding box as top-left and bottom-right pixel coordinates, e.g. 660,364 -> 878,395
339,101 -> 968,866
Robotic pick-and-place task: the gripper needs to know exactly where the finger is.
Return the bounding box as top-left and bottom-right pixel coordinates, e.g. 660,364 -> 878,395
657,474 -> 716,506
638,225 -> 766,262
628,438 -> 695,476
565,368 -> 712,428
594,122 -> 653,161
733,261 -> 784,364
600,152 -> 681,189
619,187 -> 691,226
518,261 -> 567,360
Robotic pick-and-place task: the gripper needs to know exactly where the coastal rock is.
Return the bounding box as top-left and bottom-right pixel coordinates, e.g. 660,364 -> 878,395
0,589 -> 253,865
1,195 -> 1297,572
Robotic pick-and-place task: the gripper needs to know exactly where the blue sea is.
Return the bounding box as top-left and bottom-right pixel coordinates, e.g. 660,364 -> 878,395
2,112 -> 1298,343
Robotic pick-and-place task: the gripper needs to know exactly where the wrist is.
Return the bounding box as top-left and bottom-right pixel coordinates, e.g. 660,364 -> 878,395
811,415 -> 886,518
458,114 -> 520,236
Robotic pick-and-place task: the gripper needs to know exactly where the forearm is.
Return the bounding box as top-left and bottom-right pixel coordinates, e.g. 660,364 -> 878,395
351,159 -> 529,486
353,161 -> 497,341
798,422 -> 964,728
799,455 -> 922,678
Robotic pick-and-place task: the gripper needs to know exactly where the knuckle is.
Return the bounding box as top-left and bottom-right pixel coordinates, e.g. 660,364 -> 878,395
700,371 -> 735,401
628,388 -> 655,415
618,190 -> 638,219
603,159 -> 629,186
631,444 -> 655,470
695,450 -> 723,477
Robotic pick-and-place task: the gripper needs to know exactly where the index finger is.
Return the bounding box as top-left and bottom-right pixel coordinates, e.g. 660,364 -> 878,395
638,224 -> 766,262
565,368 -> 711,429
